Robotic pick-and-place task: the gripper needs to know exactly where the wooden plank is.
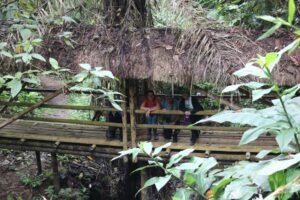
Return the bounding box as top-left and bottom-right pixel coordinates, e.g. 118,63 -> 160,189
0,132 -> 275,153
0,117 -> 249,132
0,132 -> 124,147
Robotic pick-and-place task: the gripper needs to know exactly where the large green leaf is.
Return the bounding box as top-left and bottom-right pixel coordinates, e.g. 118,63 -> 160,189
21,53 -> 32,64
7,79 -> 22,97
222,82 -> 265,93
196,157 -> 218,174
288,0 -> 296,24
31,53 -> 46,62
137,175 -> 171,195
199,110 -> 275,127
252,86 -> 274,102
139,142 -> 153,155
258,153 -> 300,176
257,15 -> 278,23
265,52 -> 280,72
79,63 -> 91,71
240,125 -> 273,145
0,42 -> 7,49
212,178 -> 234,199
20,29 -> 32,40
73,72 -> 89,82
233,63 -> 268,78
0,51 -> 13,58
256,150 -> 272,159
49,58 -> 60,70
223,178 -> 257,200
111,148 -> 141,161
91,70 -> 114,79
172,188 -> 193,200
152,142 -> 172,156
276,129 -> 296,151
167,149 -> 194,168
258,22 -> 282,40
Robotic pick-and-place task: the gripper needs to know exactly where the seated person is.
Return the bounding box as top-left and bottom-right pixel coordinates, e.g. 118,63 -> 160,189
160,95 -> 180,142
179,92 -> 204,145
140,90 -> 160,140
106,111 -> 122,140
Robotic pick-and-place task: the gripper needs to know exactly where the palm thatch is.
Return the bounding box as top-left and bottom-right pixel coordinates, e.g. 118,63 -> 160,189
35,25 -> 298,87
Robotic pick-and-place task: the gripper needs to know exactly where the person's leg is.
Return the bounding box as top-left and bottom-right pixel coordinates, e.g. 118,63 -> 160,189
152,115 -> 158,140
190,117 -> 200,145
146,115 -> 152,140
172,120 -> 180,143
107,127 -> 116,139
191,130 -> 199,145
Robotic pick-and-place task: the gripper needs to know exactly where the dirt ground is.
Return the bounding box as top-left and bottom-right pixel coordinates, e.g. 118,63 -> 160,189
0,151 -> 52,199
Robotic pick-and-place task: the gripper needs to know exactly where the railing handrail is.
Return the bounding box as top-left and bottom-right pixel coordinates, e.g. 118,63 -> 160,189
0,101 -> 218,116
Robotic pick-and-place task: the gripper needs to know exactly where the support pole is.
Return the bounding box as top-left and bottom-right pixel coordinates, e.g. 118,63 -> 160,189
35,151 -> 42,175
121,80 -> 128,163
129,80 -> 137,162
140,169 -> 147,200
51,152 -> 60,193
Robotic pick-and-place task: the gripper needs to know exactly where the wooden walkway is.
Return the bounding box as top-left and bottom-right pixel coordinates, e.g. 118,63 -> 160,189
0,118 -> 277,161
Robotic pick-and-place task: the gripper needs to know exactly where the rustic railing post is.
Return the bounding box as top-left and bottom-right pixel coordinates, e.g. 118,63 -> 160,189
121,80 -> 128,163
51,152 -> 60,193
129,80 -> 137,162
35,151 -> 42,175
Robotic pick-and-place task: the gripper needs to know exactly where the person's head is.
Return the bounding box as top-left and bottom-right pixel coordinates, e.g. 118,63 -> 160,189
146,90 -> 155,100
182,91 -> 190,100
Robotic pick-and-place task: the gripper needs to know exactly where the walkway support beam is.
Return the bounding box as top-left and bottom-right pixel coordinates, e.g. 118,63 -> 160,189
121,80 -> 128,162
129,80 -> 137,162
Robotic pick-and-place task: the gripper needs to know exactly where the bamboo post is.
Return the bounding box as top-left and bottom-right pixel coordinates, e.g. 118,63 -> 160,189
0,87 -> 65,130
51,152 -> 60,193
129,80 -> 137,162
121,80 -> 128,163
140,169 -> 147,200
35,151 -> 42,175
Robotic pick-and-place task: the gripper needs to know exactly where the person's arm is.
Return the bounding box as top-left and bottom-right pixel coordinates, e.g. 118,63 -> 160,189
140,101 -> 149,111
149,100 -> 160,112
179,99 -> 187,112
191,97 -> 204,114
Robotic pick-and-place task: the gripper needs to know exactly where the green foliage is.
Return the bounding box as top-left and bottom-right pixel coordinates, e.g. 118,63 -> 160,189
57,154 -> 80,164
45,186 -> 89,200
199,0 -> 300,28
18,174 -> 42,189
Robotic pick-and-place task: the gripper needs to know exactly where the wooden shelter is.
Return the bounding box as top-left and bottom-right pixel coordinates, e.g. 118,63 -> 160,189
0,23 -> 299,197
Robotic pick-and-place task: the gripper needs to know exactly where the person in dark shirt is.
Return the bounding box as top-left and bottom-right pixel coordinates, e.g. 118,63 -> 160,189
179,92 -> 204,145
160,95 -> 180,142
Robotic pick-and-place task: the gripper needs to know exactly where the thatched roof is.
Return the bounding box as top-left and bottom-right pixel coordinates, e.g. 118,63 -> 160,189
45,26 -> 300,86
1,22 -> 300,86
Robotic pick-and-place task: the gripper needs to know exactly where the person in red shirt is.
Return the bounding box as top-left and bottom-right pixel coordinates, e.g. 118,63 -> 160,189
140,90 -> 160,140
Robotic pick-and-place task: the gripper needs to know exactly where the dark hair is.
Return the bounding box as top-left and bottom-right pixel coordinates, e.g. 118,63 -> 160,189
146,90 -> 155,95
